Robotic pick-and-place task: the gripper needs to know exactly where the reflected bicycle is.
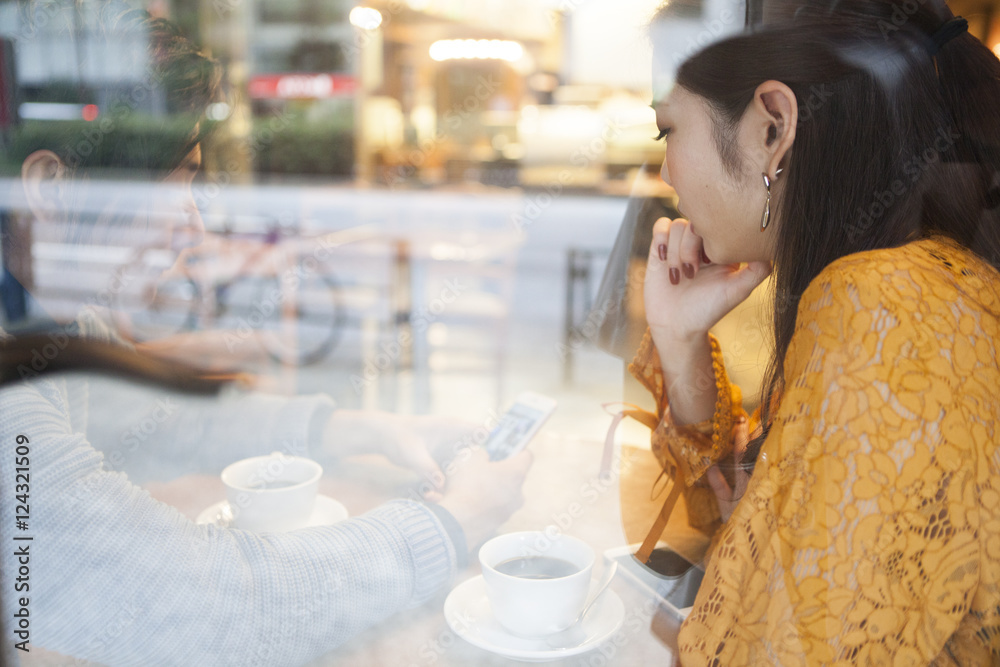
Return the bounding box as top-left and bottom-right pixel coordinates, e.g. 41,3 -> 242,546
113,220 -> 347,366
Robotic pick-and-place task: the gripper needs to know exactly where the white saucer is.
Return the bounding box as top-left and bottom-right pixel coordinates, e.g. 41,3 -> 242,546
195,494 -> 349,531
444,575 -> 625,662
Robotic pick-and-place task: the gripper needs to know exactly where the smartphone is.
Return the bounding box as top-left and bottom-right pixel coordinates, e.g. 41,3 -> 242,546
603,543 -> 704,623
484,391 -> 557,461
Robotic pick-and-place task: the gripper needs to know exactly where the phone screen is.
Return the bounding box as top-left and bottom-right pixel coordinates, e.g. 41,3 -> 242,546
485,402 -> 547,460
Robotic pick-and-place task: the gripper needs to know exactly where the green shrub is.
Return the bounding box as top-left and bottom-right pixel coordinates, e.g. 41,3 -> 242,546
251,119 -> 354,177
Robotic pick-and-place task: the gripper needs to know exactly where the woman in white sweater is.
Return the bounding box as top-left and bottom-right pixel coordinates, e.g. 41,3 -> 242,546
0,8 -> 530,665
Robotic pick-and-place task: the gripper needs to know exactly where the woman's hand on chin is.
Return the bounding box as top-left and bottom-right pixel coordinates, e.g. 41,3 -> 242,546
644,217 -> 771,346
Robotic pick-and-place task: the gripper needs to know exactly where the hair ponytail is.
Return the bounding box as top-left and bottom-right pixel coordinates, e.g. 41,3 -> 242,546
921,23 -> 1000,267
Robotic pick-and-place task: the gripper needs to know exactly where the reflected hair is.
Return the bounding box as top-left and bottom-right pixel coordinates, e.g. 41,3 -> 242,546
653,0 -> 1000,462
6,7 -> 222,177
0,333 -> 244,393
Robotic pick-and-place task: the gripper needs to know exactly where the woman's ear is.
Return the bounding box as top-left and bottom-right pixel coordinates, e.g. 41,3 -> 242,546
748,80 -> 797,179
21,150 -> 68,222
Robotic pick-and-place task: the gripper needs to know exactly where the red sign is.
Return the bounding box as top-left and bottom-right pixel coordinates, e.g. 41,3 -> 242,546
248,73 -> 357,99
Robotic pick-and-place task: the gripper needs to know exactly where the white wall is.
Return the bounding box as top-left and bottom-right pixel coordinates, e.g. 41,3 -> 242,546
566,0 -> 745,92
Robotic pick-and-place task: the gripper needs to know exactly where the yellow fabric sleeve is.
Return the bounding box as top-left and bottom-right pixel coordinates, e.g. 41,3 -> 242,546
627,329 -> 746,531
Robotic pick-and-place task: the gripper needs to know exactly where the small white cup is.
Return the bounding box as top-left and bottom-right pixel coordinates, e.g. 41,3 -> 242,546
221,452 -> 322,532
479,531 -> 595,637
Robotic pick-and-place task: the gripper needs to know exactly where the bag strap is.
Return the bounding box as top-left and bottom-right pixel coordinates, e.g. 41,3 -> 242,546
602,402 -> 682,566
600,402 -> 659,475
635,467 -> 684,563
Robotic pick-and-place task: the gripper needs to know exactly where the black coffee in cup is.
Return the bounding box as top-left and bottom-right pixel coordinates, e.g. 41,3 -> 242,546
480,532 -> 596,636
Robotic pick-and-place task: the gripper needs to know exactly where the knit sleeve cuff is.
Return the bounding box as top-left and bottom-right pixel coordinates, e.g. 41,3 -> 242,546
422,502 -> 468,570
373,499 -> 457,605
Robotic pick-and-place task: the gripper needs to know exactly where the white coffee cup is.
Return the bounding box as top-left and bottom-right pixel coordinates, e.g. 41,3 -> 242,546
479,531 -> 595,637
221,452 -> 322,532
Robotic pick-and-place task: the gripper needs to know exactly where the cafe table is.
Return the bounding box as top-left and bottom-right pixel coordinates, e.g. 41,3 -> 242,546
141,431 -> 688,667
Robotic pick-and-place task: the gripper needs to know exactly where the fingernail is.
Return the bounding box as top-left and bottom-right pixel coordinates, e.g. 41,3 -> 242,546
658,244 -> 667,261
682,263 -> 694,279
669,268 -> 679,285
701,248 -> 711,264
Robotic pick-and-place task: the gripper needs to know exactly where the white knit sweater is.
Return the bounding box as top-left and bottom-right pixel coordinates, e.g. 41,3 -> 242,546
0,342 -> 457,665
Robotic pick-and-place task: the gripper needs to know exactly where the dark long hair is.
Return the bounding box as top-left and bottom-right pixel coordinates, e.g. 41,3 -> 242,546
656,0 -> 1000,460
0,333 -> 245,393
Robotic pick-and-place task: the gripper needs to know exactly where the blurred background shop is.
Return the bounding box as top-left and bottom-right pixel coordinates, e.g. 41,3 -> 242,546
2,0 -> 999,438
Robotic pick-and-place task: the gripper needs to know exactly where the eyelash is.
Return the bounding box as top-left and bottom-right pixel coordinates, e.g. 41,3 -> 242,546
654,128 -> 672,142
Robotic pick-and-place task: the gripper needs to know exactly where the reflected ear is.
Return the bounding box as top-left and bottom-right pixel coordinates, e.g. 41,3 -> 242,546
749,80 -> 797,180
21,150 -> 67,222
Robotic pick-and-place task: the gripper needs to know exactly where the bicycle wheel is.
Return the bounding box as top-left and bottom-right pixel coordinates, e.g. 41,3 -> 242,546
112,256 -> 200,341
224,270 -> 345,366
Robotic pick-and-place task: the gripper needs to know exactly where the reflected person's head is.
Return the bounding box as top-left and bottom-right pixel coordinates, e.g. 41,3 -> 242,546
11,9 -> 220,256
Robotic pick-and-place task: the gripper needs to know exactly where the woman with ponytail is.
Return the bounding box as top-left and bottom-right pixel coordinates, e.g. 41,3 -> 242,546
633,0 -> 1000,662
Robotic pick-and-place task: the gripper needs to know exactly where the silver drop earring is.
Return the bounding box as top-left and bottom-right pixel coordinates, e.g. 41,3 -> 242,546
760,168 -> 783,232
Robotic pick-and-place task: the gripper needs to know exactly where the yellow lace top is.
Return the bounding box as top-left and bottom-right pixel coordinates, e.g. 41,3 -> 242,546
630,236 -> 1000,665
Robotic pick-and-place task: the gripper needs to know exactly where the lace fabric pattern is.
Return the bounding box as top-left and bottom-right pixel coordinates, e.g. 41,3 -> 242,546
629,330 -> 745,532
637,236 -> 1000,665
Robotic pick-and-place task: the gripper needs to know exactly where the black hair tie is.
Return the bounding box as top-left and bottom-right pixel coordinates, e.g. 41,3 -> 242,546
927,16 -> 968,56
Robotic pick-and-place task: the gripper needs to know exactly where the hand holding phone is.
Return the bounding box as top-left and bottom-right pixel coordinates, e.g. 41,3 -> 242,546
484,391 -> 557,461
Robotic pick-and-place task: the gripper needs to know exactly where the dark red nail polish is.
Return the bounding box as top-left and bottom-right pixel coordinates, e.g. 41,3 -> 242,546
682,263 -> 694,278
701,248 -> 711,264
669,268 -> 680,285
658,244 -> 667,261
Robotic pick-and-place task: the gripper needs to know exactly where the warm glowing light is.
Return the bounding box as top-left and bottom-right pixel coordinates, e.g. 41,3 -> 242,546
993,42 -> 1000,59
429,39 -> 524,62
82,104 -> 99,121
206,102 -> 231,121
349,6 -> 382,30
